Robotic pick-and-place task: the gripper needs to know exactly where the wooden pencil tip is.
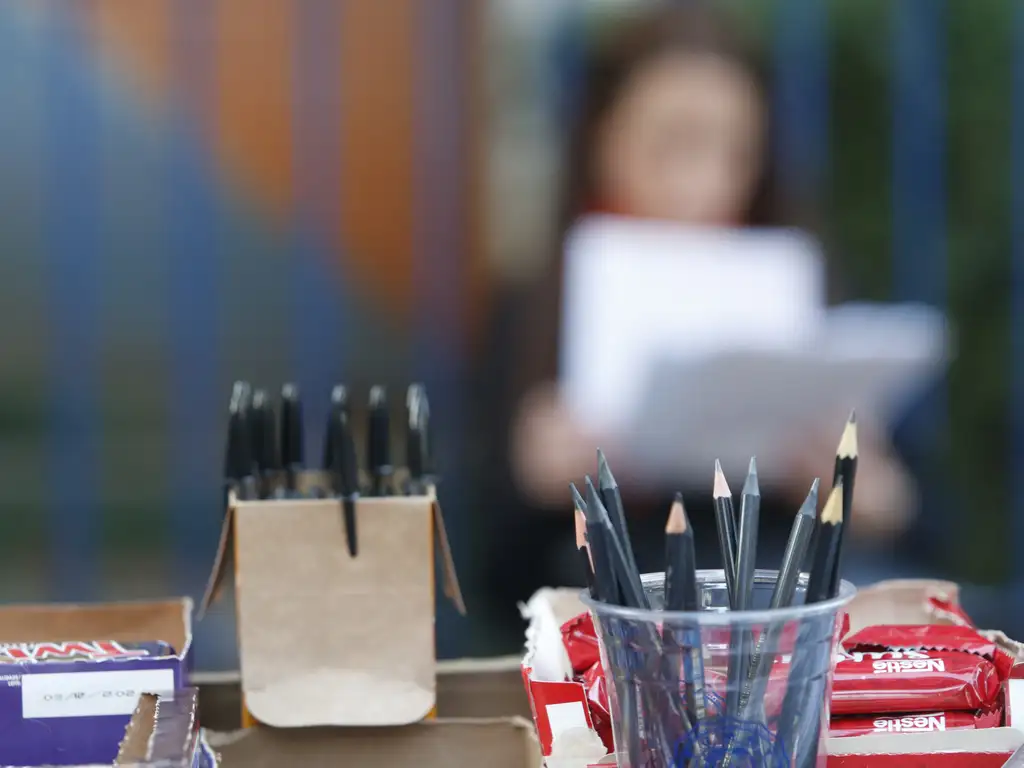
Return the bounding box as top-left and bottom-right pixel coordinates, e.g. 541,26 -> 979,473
666,495 -> 687,534
821,480 -> 844,525
570,482 -> 587,513
837,414 -> 859,459
574,507 -> 588,548
713,461 -> 731,498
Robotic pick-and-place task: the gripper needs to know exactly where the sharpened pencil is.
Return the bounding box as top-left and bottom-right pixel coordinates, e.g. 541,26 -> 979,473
713,460 -> 738,607
739,478 -> 820,716
830,412 -> 857,596
597,450 -> 649,609
663,494 -> 707,724
581,477 -> 620,604
573,488 -> 596,597
726,457 -> 760,717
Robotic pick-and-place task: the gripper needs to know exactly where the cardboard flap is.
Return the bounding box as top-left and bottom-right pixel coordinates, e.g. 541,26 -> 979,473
199,495 -> 237,618
235,496 -> 436,726
431,493 -> 466,615
115,693 -> 159,764
0,598 -> 192,654
208,718 -> 542,768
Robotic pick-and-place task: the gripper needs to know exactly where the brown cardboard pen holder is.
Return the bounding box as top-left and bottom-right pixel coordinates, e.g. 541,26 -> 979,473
201,471 -> 464,729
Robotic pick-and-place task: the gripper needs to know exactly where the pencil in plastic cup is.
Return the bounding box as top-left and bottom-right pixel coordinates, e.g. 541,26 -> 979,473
581,569 -> 855,767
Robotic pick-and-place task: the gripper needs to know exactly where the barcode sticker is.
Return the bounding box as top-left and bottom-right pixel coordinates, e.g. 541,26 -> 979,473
22,669 -> 175,719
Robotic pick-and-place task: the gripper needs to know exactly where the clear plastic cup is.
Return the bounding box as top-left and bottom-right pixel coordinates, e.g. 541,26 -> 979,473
581,569 -> 855,768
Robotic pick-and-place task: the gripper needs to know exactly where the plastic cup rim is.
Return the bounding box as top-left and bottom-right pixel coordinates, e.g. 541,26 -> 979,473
579,568 -> 857,626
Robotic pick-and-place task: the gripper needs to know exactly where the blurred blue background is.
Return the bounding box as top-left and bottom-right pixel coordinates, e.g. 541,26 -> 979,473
0,0 -> 1021,667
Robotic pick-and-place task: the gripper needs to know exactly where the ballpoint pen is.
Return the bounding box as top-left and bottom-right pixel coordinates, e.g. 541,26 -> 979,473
367,385 -> 394,496
405,384 -> 433,495
250,388 -> 279,499
225,381 -> 258,503
279,383 -> 305,496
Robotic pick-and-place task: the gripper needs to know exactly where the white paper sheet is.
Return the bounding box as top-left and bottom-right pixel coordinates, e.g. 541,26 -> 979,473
558,215 -> 948,484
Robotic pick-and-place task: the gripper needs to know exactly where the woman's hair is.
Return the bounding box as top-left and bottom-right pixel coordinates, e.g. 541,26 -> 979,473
512,1 -> 790,398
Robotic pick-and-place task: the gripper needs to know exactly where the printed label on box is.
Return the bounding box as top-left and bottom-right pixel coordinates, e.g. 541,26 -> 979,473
21,668 -> 176,719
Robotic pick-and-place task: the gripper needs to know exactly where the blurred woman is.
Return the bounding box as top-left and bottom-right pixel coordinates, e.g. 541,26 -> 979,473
472,2 -> 915,649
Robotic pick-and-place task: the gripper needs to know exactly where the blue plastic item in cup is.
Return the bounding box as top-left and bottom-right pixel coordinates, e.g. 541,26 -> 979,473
581,569 -> 856,768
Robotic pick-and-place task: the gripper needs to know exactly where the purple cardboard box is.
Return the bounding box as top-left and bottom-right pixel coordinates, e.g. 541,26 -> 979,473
0,598 -> 192,767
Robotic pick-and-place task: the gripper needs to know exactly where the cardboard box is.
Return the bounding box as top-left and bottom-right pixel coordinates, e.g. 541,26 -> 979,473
200,479 -> 464,728
0,598 -> 192,767
522,580 -> 1024,767
193,655 -> 532,731
196,656 -> 541,767
116,689 -> 217,767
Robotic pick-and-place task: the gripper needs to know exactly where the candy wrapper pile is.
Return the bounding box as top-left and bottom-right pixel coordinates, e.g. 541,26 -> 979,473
556,593 -> 1021,753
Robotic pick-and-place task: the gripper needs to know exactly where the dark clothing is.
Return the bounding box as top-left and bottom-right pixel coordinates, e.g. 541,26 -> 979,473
468,284 -> 943,654
471,286 -> 817,651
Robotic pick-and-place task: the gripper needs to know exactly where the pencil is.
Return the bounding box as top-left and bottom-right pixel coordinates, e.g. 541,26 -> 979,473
774,482 -> 845,763
664,494 -> 707,723
586,476 -> 645,609
575,504 -> 596,598
805,480 -> 844,604
597,450 -> 649,609
726,457 -> 760,717
739,478 -> 819,716
712,460 -> 738,607
830,412 -> 857,596
581,478 -> 620,604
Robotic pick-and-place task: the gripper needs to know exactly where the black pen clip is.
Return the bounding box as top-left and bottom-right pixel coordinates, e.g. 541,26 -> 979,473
330,400 -> 360,557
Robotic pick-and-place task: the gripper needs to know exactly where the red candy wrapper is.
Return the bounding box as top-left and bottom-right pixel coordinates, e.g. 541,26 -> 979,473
831,709 -> 1002,738
831,650 -> 1002,716
830,624 -> 1013,716
561,613 -> 601,675
843,624 -> 1014,678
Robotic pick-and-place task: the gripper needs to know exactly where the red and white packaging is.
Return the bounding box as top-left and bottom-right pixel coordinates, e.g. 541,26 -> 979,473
521,579 -> 1024,767
520,588 -> 611,767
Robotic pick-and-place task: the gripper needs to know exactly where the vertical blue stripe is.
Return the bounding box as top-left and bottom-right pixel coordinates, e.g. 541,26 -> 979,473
891,0 -> 947,306
293,0 -> 344,457
415,0 -> 467,659
1011,5 -> 1024,584
773,0 -> 830,198
43,4 -> 101,600
167,0 -> 221,590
